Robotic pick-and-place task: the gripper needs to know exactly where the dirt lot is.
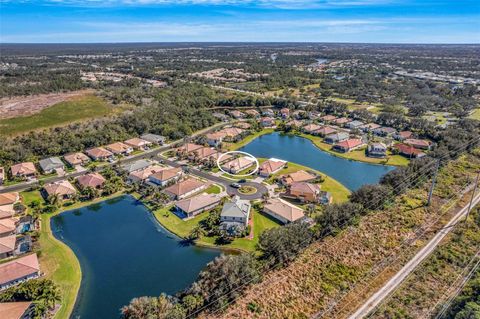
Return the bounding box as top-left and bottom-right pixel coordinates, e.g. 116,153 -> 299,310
0,90 -> 94,120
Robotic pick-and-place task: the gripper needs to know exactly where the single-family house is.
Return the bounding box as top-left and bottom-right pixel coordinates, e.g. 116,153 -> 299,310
63,153 -> 90,167
140,133 -> 165,145
38,157 -> 65,174
220,196 -> 251,230
293,110 -> 306,119
128,165 -> 164,183
10,163 -> 37,180
105,142 -> 133,156
0,218 -> 16,237
302,124 -> 322,135
373,126 -> 397,137
288,182 -> 321,203
286,120 -> 303,129
0,301 -> 34,319
359,123 -> 381,132
0,235 -> 16,259
163,178 -> 206,200
394,131 -> 413,141
325,132 -> 350,144
148,167 -> 183,187
221,127 -> 245,140
124,137 -> 152,150
235,122 -> 251,130
85,147 -> 114,161
367,142 -> 388,158
345,120 -> 364,129
321,115 -> 337,123
316,126 -> 337,137
262,109 -> 275,117
404,138 -> 432,150
222,156 -> 256,174
230,110 -> 245,119
212,112 -> 230,122
263,198 -> 305,224
260,117 -> 275,127
333,117 -> 351,126
209,152 -> 234,165
281,170 -> 317,186
0,167 -> 4,185
122,159 -> 153,174
0,192 -> 19,207
393,143 -> 426,158
43,180 -> 77,200
175,193 -> 222,218
280,108 -> 290,119
0,205 -> 15,220
76,172 -> 106,189
244,109 -> 260,118
189,147 -> 218,162
176,143 -> 203,156
333,139 -> 365,153
0,254 -> 40,291
205,131 -> 226,147
258,158 -> 287,177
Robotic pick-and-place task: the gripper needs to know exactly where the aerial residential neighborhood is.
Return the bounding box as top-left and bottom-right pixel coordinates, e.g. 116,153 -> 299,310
1,1 -> 480,318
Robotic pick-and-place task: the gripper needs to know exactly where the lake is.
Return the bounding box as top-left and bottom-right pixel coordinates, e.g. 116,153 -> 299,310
239,132 -> 395,190
51,195 -> 220,319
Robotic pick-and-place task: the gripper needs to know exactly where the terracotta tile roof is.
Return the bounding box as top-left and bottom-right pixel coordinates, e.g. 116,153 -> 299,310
404,138 -> 431,148
64,152 -> 90,166
398,131 -> 413,139
394,143 -> 425,156
85,147 -> 113,159
0,218 -> 16,235
259,159 -> 286,175
0,235 -> 16,254
191,147 -> 217,159
0,193 -> 19,206
282,170 -> 317,185
0,254 -> 40,286
150,167 -> 182,182
220,127 -> 244,137
105,142 -> 132,154
0,205 -> 15,219
176,143 -> 203,154
76,172 -> 106,188
206,131 -> 227,140
335,138 -> 364,149
290,182 -> 320,194
128,165 -> 164,181
124,137 -> 151,148
321,115 -> 337,121
244,109 -> 259,116
175,193 -> 222,214
303,124 -> 322,132
222,156 -> 255,172
0,302 -> 32,319
43,181 -> 77,197
264,198 -> 305,223
334,117 -> 350,124
10,162 -> 37,176
164,178 -> 206,196
235,122 -> 251,129
317,126 -> 337,135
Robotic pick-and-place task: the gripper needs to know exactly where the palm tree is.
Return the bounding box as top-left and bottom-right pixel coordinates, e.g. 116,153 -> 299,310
189,225 -> 204,240
47,194 -> 61,208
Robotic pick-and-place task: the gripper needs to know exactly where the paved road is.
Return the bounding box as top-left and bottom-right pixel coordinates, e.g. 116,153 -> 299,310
348,191 -> 480,319
159,157 -> 268,200
0,122 -> 228,194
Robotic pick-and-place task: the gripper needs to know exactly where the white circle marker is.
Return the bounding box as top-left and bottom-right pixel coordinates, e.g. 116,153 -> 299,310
216,151 -> 259,177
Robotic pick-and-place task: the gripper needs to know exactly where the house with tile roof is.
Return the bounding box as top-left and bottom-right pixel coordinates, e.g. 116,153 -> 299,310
163,178 -> 206,200
404,138 -> 432,150
288,182 -> 321,203
333,138 -> 365,153
0,301 -> 34,319
221,156 -> 256,174
0,254 -> 40,291
263,198 -> 305,224
10,163 -> 37,179
258,158 -> 287,177
188,147 -> 218,162
175,193 -> 223,218
302,123 -> 322,134
281,170 -> 317,186
85,147 -> 114,161
124,137 -> 152,150
128,165 -> 164,183
316,126 -> 337,137
0,193 -> 19,207
0,235 -> 16,259
176,143 -> 203,156
43,180 -> 77,200
393,143 -> 426,158
148,167 -> 183,187
105,142 -> 133,156
63,152 -> 90,167
0,219 -> 16,237
76,172 -> 106,189
260,116 -> 275,127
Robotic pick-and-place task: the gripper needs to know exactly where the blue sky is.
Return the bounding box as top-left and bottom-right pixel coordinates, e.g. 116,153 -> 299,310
1,0 -> 479,43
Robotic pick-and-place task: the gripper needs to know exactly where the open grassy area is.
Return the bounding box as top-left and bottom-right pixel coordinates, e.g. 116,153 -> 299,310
297,133 -> 409,167
263,159 -> 350,204
0,94 -> 122,136
205,184 -> 222,194
469,108 -> 480,120
153,205 -> 281,252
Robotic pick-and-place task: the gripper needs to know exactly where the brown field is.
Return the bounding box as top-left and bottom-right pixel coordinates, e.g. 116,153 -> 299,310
0,89 -> 94,119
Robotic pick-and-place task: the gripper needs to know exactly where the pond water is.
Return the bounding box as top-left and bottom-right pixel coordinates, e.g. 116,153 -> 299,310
239,132 -> 395,190
51,195 -> 220,319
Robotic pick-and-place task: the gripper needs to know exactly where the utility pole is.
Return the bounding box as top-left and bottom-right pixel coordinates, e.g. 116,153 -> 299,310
464,171 -> 480,223
427,160 -> 441,206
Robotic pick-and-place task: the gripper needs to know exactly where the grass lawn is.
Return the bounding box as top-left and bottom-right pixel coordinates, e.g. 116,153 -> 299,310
264,159 -> 351,204
0,94 -> 122,136
225,128 -> 275,151
469,108 -> 480,120
152,205 -> 281,252
297,133 -> 409,167
205,184 -> 222,194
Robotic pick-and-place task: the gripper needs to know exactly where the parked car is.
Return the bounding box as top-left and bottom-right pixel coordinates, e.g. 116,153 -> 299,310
231,183 -> 241,188
238,179 -> 247,183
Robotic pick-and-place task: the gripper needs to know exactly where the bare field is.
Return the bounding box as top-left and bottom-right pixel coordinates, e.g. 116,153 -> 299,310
0,89 -> 94,120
